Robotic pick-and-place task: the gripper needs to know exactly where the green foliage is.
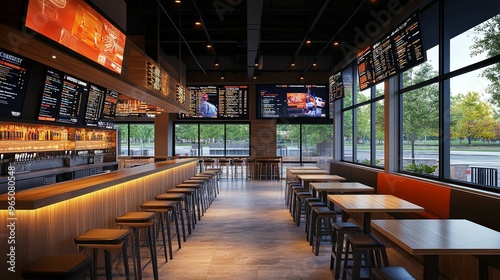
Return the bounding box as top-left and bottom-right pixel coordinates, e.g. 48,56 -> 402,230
404,163 -> 438,175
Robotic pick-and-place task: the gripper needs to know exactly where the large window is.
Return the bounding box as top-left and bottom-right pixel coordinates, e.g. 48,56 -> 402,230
174,123 -> 249,156
340,0 -> 500,191
115,123 -> 155,156
276,124 -> 333,166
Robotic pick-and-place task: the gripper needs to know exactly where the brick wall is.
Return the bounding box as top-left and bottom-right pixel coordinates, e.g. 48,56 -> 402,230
251,119 -> 276,156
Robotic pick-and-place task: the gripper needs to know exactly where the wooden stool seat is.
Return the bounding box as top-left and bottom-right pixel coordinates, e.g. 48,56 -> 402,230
22,255 -> 93,280
156,193 -> 188,240
330,222 -> 363,280
311,206 -> 337,255
343,233 -> 389,280
371,266 -> 416,280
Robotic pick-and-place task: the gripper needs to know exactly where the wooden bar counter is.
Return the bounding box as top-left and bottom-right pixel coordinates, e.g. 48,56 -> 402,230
0,158 -> 198,279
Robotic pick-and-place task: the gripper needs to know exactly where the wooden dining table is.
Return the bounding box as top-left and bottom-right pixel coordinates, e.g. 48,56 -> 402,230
296,174 -> 346,189
287,169 -> 330,183
286,166 -> 323,182
309,182 -> 374,205
327,194 -> 424,233
371,219 -> 500,280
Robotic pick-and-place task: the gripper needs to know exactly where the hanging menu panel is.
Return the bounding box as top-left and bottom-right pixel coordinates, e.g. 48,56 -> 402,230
57,74 -> 88,124
218,86 -> 248,118
392,13 -> 425,72
84,84 -> 106,126
372,36 -> 397,83
0,49 -> 32,118
38,68 -> 62,122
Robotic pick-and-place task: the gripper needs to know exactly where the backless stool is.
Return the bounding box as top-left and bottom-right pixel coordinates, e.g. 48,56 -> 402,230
330,222 -> 363,280
74,229 -> 132,280
22,255 -> 94,280
310,206 -> 337,255
342,233 -> 389,280
176,183 -> 203,221
140,200 -> 181,262
155,192 -> 189,238
167,187 -> 197,229
115,212 -> 158,280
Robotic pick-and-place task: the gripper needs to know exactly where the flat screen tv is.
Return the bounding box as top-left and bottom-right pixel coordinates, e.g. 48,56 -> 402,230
179,85 -> 249,119
256,84 -> 328,119
24,0 -> 126,74
0,48 -> 32,119
356,12 -> 425,90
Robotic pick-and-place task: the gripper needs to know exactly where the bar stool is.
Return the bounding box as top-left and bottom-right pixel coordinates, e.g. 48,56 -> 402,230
22,255 -> 94,280
74,229 -> 132,280
184,179 -> 209,213
232,158 -> 245,179
167,187 -> 197,229
371,266 -> 416,280
217,158 -> 230,179
246,158 -> 255,180
311,206 -> 337,255
290,185 -> 308,216
155,193 -> 189,237
304,198 -> 325,238
176,183 -> 203,221
257,159 -> 269,180
140,200 -> 181,262
203,158 -> 215,171
330,222 -> 363,280
285,181 -> 302,206
202,169 -> 221,197
115,212 -> 158,280
342,233 -> 389,280
190,175 -> 213,207
295,191 -> 313,226
269,158 -> 281,180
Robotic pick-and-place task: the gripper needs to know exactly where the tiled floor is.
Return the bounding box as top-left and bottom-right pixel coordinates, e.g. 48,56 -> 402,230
104,179 -> 425,280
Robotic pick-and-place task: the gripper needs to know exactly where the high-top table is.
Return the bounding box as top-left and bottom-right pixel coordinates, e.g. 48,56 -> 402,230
327,194 -> 424,233
296,174 -> 346,189
309,182 -> 374,205
285,166 -> 323,182
287,169 -> 330,183
371,219 -> 500,280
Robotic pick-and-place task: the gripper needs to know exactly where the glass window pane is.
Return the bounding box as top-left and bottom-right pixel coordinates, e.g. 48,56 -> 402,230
375,99 -> 385,167
226,124 -> 250,156
357,88 -> 370,104
356,105 -> 371,164
450,63 -> 500,188
343,110 -> 353,162
276,124 -> 300,162
401,83 -> 439,175
129,123 -> 155,156
200,124 -> 224,156
302,124 -> 333,167
174,123 -> 199,156
115,123 -> 128,156
402,61 -> 439,88
375,83 -> 384,98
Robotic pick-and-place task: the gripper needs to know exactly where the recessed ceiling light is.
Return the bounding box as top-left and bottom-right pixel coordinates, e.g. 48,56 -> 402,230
51,55 -> 57,59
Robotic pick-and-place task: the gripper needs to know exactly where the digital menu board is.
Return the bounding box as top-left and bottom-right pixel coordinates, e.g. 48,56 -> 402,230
329,72 -> 344,102
24,0 -> 126,74
38,68 -> 63,122
101,89 -> 118,120
0,49 -> 32,118
357,13 -> 425,90
218,86 -> 248,118
179,85 -> 249,119
84,84 -> 106,126
115,95 -> 161,118
257,84 -> 328,119
57,74 -> 88,124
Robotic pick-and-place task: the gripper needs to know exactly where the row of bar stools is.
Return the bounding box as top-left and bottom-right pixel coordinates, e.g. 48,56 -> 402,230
190,175 -> 212,208
285,181 -> 302,206
22,255 -> 94,280
176,183 -> 203,221
310,206 -> 337,256
203,168 -> 221,196
343,233 -> 389,280
155,193 -> 189,238
74,229 -> 132,280
289,184 -> 307,215
115,212 -> 158,280
330,222 -> 363,280
167,187 -> 197,230
140,200 -> 181,262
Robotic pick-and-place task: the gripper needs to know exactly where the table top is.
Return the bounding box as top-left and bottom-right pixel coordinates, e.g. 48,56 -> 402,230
310,182 -> 374,193
296,174 -> 346,181
288,169 -> 330,175
286,166 -> 322,171
327,194 -> 424,213
371,219 -> 500,255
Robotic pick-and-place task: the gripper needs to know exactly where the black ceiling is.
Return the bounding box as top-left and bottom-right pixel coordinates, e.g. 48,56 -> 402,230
126,0 -> 412,79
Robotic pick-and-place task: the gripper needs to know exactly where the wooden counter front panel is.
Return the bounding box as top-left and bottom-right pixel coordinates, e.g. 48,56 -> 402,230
0,161 -> 197,279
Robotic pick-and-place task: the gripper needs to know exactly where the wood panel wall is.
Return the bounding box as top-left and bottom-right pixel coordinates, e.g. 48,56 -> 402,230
0,161 -> 197,280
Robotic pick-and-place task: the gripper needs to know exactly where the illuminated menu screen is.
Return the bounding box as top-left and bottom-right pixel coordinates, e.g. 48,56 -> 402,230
84,84 -> 106,126
180,85 -> 248,119
218,86 -> 248,118
329,72 -> 344,102
0,49 -> 31,118
38,68 -> 62,122
115,95 -> 160,118
57,74 -> 88,124
357,13 -> 425,90
257,84 -> 328,119
102,89 -> 118,120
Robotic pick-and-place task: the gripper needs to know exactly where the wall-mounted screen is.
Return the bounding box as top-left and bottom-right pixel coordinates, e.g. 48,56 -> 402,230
115,95 -> 161,118
56,74 -> 88,124
179,85 -> 248,119
24,0 -> 126,74
101,89 -> 118,120
84,84 -> 106,126
0,49 -> 32,119
38,68 -> 63,122
257,84 -> 328,119
357,13 -> 425,90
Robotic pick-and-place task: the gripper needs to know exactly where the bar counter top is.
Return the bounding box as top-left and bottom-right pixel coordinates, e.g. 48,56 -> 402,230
0,158 -> 198,210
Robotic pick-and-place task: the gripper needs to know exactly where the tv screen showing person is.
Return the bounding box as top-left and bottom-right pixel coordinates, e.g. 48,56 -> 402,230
198,91 -> 217,118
